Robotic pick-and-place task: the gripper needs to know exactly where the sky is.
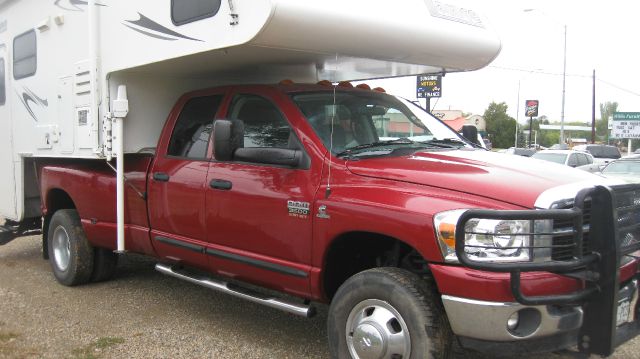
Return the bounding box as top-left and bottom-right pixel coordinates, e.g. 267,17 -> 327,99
364,0 -> 640,126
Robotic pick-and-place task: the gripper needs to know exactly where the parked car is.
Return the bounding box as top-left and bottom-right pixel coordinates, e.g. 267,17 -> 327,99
531,149 -> 594,168
600,155 -> 640,183
573,144 -> 621,166
549,143 -> 569,150
505,147 -> 535,157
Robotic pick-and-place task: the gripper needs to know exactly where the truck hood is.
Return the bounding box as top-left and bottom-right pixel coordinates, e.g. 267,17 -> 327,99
346,150 -> 606,208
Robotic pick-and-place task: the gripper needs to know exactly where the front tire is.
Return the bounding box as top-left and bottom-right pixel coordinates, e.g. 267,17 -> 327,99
47,209 -> 94,286
328,267 -> 455,359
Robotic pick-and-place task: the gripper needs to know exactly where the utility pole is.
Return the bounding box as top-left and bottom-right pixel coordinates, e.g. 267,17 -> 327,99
591,69 -> 596,143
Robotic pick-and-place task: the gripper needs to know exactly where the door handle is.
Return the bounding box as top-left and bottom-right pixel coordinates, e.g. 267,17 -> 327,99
210,179 -> 232,190
153,172 -> 170,182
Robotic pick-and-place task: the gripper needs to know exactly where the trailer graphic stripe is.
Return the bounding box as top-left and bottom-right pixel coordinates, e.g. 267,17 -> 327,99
124,14 -> 203,42
205,248 -> 309,278
123,25 -> 178,42
15,87 -> 47,122
54,0 -> 107,12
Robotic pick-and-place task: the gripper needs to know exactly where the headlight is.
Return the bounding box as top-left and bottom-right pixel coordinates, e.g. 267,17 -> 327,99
435,210 -> 537,263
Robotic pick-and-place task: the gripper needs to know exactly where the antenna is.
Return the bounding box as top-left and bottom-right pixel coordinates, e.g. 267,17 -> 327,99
326,53 -> 338,199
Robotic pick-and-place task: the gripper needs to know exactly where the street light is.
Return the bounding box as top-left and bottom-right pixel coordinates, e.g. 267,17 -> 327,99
523,9 -> 567,145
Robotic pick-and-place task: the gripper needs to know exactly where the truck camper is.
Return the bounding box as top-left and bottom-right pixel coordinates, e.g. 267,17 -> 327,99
2,1 -> 639,358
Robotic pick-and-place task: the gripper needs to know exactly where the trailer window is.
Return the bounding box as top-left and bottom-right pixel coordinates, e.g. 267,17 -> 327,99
168,95 -> 223,159
0,58 -> 5,105
171,0 -> 222,26
13,30 -> 37,79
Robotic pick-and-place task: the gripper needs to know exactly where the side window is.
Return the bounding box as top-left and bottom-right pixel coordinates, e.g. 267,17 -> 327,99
13,30 -> 36,79
229,95 -> 293,149
0,58 -> 5,106
576,153 -> 588,166
167,95 -> 223,159
567,154 -> 578,167
171,0 -> 222,26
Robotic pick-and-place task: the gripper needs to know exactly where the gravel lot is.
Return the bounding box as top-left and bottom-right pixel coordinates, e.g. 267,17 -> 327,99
1,234 -> 639,358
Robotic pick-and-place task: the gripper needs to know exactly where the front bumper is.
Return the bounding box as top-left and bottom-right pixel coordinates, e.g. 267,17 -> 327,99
444,184 -> 640,356
441,295 -> 583,342
442,277 -> 639,355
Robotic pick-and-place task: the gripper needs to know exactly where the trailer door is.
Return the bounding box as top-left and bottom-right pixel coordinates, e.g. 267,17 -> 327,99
0,45 -> 17,220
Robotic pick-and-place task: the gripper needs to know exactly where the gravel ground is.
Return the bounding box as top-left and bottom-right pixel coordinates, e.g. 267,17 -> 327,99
1,234 -> 639,358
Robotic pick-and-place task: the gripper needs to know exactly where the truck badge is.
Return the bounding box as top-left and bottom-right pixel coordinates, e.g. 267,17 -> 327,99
287,200 -> 310,218
317,205 -> 330,219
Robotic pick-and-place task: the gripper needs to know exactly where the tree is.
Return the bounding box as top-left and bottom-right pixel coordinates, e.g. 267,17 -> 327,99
597,101 -> 619,142
483,102 -> 516,149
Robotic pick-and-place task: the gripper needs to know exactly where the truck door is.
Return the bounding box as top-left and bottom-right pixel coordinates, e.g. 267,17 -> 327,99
205,88 -> 319,296
147,93 -> 225,270
0,45 -> 17,220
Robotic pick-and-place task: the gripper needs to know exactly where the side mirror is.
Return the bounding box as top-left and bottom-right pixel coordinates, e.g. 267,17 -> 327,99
214,119 -> 244,161
234,147 -> 303,168
461,125 -> 480,145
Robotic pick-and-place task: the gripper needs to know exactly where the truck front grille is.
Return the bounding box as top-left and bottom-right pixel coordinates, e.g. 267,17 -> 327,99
550,186 -> 640,261
551,199 -> 591,261
614,187 -> 640,255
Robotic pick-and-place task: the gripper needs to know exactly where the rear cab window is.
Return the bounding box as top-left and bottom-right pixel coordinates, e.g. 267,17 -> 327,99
167,95 -> 223,159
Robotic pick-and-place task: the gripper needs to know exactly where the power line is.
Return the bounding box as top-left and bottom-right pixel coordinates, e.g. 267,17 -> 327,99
487,65 -> 640,97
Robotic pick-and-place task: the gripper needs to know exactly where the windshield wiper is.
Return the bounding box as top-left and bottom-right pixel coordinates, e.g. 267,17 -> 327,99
420,138 -> 473,148
335,138 -> 415,157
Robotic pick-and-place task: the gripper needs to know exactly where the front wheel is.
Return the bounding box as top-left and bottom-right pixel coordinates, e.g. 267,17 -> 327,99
328,267 -> 456,359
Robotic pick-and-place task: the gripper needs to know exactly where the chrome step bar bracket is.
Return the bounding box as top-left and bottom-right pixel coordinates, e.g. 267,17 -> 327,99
155,263 -> 316,318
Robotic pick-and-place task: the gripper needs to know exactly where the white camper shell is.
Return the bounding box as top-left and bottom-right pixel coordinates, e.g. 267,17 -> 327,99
0,0 -> 501,222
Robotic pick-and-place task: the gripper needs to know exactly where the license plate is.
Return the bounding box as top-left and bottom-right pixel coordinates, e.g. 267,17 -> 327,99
617,299 -> 631,326
616,279 -> 638,327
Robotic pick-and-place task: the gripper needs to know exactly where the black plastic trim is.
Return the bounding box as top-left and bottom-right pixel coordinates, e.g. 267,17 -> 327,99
205,248 -> 308,278
458,329 -> 579,356
154,236 -> 204,253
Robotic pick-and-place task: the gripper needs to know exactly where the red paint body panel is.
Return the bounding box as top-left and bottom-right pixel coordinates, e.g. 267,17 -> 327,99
37,84 -> 640,307
40,155 -> 153,254
431,259 -> 640,302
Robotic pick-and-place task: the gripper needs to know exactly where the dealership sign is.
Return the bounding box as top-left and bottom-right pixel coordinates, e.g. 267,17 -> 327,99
612,112 -> 640,139
417,75 -> 442,98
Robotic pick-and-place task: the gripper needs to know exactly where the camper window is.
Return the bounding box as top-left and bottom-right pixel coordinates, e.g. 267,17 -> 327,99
0,58 -> 5,105
167,95 -> 223,159
171,0 -> 222,26
229,95 -> 293,150
13,30 -> 37,79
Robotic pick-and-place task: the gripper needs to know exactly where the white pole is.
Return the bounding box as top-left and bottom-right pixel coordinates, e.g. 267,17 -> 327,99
560,24 -> 567,144
515,80 -> 520,147
113,85 -> 129,253
116,117 -> 125,252
88,0 -> 100,152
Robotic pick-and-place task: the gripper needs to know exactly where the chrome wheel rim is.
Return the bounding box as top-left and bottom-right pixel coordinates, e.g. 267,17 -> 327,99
346,299 -> 411,359
52,226 -> 71,271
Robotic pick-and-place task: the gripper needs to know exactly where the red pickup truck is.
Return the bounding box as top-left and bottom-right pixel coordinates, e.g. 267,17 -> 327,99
36,82 -> 640,358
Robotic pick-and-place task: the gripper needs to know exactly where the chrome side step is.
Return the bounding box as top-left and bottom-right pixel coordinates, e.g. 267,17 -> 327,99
155,263 -> 316,318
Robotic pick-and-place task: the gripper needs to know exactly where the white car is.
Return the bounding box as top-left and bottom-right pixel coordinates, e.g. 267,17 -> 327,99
531,149 -> 594,168
573,144 -> 621,167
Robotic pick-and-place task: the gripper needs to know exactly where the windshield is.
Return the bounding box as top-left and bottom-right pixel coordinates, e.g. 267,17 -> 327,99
291,91 -> 469,157
531,152 -> 567,164
602,161 -> 640,174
